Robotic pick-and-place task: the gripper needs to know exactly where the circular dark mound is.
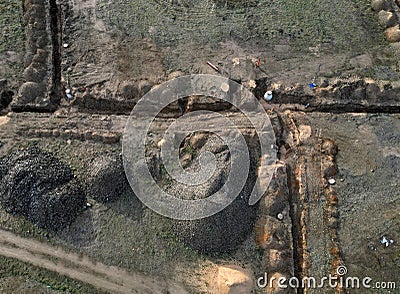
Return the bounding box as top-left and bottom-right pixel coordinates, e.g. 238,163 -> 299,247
170,136 -> 260,254
0,145 -> 85,230
172,183 -> 258,254
85,154 -> 130,203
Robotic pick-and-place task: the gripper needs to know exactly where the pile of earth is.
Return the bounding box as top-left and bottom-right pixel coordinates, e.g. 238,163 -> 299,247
84,154 -> 131,203
0,135 -> 260,253
0,145 -> 85,230
164,133 -> 260,253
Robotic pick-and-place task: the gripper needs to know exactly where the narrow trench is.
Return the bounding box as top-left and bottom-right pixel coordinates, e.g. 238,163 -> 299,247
264,102 -> 400,115
49,0 -> 62,106
311,104 -> 400,114
270,99 -> 400,115
253,77 -> 400,115
276,113 -> 306,294
286,164 -> 304,294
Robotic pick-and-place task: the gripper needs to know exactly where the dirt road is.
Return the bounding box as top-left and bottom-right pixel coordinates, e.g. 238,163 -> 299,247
0,229 -> 188,293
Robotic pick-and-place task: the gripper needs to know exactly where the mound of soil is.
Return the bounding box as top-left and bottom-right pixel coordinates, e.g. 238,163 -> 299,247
85,154 -> 130,203
0,145 -> 85,230
172,187 -> 258,254
170,135 -> 259,253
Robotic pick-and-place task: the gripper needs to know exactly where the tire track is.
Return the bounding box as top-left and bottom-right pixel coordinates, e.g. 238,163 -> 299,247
0,229 -> 188,294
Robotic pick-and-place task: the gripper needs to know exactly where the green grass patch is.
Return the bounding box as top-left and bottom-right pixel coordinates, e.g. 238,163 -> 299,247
0,255 -> 101,293
97,0 -> 385,53
0,0 -> 24,54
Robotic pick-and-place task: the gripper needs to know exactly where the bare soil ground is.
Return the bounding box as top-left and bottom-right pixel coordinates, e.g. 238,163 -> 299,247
305,112 -> 400,292
0,0 -> 399,293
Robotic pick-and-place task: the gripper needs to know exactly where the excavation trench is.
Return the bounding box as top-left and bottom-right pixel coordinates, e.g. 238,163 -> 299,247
267,113 -> 347,294
277,102 -> 400,114
49,0 -> 62,106
286,163 -> 305,294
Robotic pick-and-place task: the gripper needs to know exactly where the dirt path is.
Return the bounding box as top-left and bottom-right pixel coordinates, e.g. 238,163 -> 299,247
0,229 -> 188,294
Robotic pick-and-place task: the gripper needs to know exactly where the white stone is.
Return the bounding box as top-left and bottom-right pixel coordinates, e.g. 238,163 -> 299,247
328,178 -> 336,185
232,58 -> 240,65
157,139 -> 166,148
220,83 -> 230,92
380,236 -> 394,247
264,91 -> 273,101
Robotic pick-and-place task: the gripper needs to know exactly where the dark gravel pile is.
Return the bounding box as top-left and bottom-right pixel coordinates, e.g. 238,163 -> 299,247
0,145 -> 85,230
85,154 -> 130,203
171,136 -> 260,254
172,183 -> 258,254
